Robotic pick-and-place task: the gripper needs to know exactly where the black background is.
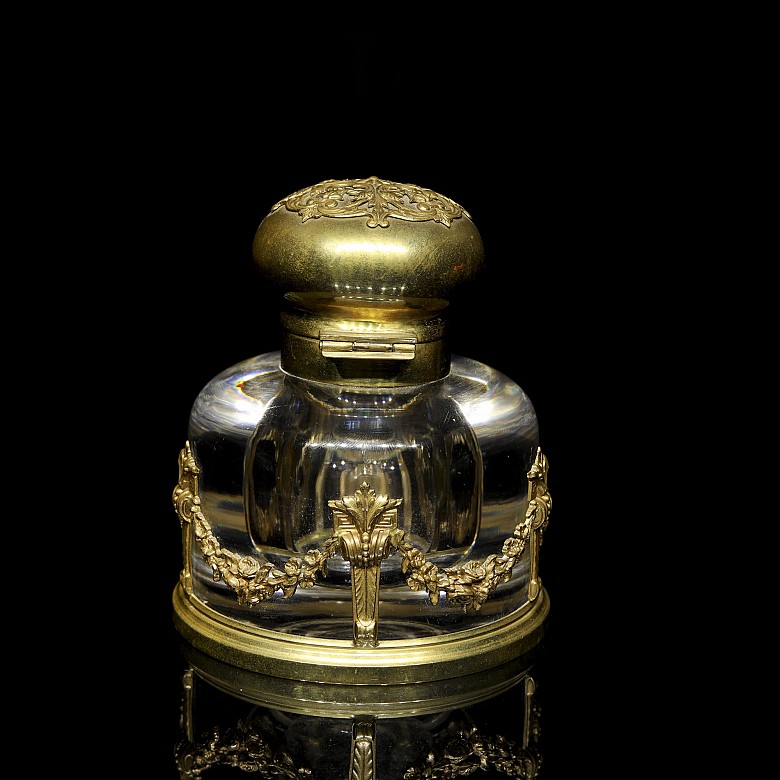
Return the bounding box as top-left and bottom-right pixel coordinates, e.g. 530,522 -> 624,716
79,113 -> 658,776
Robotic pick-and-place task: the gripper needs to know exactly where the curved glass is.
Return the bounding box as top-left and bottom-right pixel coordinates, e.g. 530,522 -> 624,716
244,375 -> 481,575
187,352 -> 539,640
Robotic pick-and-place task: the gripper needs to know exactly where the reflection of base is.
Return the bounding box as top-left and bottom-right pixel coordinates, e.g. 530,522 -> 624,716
175,645 -> 545,779
172,582 -> 549,686
180,639 -> 541,717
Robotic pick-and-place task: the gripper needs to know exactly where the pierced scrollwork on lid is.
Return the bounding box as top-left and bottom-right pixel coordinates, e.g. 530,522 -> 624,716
271,176 -> 469,228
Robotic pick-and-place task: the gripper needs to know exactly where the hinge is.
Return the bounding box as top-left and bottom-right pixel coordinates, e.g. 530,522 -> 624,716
320,331 -> 416,360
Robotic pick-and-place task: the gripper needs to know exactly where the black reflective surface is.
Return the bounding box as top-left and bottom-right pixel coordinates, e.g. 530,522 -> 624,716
102,592 -> 618,778
172,642 -> 546,779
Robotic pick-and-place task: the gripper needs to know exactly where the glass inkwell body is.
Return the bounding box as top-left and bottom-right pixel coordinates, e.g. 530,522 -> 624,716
172,177 -> 552,687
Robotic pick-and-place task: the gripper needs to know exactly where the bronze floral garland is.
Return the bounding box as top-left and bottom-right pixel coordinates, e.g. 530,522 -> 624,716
174,443 -> 550,613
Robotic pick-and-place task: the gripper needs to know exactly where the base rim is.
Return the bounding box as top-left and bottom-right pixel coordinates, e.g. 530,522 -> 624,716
172,582 -> 549,685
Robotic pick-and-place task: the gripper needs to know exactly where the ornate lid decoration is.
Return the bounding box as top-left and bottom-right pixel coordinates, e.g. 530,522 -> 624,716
271,176 -> 469,228
252,176 -> 484,302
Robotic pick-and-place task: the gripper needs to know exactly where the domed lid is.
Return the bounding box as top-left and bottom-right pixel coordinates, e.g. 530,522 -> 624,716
253,176 -> 484,301
253,177 -> 484,386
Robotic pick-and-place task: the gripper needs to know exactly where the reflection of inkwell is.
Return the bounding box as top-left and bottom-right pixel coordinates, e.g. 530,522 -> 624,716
174,643 -> 544,779
171,176 -> 554,686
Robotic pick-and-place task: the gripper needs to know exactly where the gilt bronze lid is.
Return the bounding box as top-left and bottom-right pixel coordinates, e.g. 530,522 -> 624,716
251,177 -> 485,385
253,176 -> 484,300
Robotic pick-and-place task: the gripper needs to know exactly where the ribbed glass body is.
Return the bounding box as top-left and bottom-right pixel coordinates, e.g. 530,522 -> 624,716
186,351 -> 539,641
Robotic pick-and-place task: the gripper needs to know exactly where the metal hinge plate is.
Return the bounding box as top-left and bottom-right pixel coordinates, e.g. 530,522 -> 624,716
320,331 -> 416,360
